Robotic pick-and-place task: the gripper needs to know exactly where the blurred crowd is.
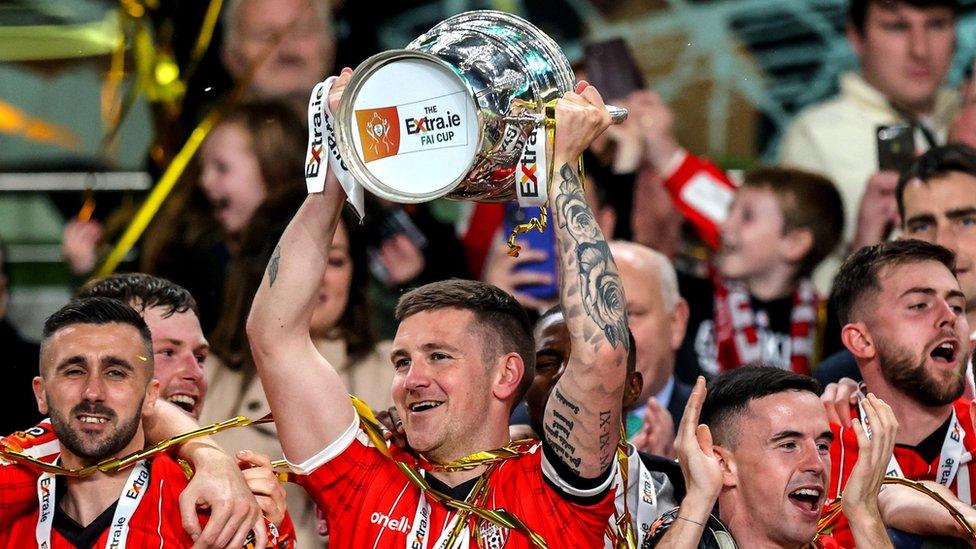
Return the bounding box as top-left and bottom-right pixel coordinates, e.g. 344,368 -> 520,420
4,0 -> 976,547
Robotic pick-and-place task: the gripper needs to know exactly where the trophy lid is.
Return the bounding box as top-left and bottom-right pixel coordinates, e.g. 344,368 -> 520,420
335,50 -> 483,203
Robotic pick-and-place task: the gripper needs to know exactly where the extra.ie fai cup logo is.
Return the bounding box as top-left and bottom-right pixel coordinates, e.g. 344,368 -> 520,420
355,106 -> 401,162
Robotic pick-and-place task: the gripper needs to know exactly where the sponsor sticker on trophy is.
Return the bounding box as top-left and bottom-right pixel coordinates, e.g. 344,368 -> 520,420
354,91 -> 470,164
341,56 -> 480,200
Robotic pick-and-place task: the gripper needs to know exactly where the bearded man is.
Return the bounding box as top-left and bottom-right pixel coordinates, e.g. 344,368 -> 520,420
823,239 -> 975,545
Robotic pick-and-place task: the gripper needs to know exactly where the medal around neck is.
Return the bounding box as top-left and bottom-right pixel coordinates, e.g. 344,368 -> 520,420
334,10 -> 627,205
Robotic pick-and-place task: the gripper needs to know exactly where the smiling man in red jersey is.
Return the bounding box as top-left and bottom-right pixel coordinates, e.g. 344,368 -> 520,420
248,69 -> 627,548
77,273 -> 209,418
825,239 -> 974,546
648,368 -> 897,549
0,298 -> 279,548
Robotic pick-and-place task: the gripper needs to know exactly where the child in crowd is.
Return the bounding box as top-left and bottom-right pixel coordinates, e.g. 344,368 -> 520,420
678,166 -> 845,376
622,89 -> 845,378
140,100 -> 306,332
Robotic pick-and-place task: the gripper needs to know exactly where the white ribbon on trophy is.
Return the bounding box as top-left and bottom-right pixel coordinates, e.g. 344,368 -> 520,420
305,76 -> 365,218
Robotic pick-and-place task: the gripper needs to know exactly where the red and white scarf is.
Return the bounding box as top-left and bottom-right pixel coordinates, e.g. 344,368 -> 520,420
712,276 -> 820,374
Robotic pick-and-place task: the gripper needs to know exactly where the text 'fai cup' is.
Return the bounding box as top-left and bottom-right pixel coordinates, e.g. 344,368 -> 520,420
334,10 -> 627,205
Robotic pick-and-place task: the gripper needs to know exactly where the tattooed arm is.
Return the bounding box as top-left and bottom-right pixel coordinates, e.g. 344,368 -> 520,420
543,83 -> 629,480
246,70 -> 357,464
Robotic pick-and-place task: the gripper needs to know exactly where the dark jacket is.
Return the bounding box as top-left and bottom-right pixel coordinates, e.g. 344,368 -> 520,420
0,318 -> 41,434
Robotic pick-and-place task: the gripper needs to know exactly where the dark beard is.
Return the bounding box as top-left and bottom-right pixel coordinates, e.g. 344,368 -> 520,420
48,400 -> 143,462
878,337 -> 967,407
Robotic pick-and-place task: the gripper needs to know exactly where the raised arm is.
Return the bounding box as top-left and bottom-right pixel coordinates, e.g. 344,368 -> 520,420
842,394 -> 896,549
543,82 -> 629,479
652,377 -> 724,548
246,70 -> 357,464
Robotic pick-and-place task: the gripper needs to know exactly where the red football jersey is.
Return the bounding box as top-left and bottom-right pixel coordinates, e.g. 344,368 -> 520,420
1,454 -> 202,548
824,398 -> 976,547
1,421 -> 294,548
0,420 -> 59,526
294,417 -> 616,548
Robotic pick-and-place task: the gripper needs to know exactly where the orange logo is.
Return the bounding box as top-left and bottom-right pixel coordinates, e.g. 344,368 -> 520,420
355,106 -> 400,162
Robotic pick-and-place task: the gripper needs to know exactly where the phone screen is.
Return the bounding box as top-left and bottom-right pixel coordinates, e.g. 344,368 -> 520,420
366,208 -> 427,286
502,204 -> 558,300
876,124 -> 915,173
584,38 -> 645,102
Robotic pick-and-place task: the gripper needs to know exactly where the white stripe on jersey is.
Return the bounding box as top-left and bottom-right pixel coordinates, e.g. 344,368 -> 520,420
372,483 -> 411,549
835,425 -> 846,500
157,478 -> 165,549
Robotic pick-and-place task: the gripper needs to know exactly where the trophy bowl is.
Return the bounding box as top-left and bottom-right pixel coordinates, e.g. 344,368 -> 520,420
334,10 -> 625,204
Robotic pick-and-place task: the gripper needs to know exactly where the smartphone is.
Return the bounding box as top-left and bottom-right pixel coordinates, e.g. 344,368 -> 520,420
503,203 -> 558,300
584,38 -> 645,102
876,124 -> 915,174
366,208 -> 428,285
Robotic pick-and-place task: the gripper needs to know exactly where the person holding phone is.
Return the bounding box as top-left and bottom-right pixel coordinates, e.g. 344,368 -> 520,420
481,157 -> 620,315
779,0 -> 961,290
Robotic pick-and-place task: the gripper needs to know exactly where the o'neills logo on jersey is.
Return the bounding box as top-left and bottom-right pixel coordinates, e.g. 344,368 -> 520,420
371,511 -> 412,534
356,106 -> 401,162
478,511 -> 511,549
38,476 -> 53,522
125,466 -> 149,499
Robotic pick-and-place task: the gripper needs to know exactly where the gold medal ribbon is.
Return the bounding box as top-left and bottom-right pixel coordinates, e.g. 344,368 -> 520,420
605,424 -> 637,549
349,396 -> 547,547
1,414 -> 274,477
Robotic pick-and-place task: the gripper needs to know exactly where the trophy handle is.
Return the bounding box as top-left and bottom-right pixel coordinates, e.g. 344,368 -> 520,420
606,105 -> 628,124
503,105 -> 628,125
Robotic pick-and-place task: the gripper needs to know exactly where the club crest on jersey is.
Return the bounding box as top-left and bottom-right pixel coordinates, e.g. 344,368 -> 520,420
477,514 -> 510,549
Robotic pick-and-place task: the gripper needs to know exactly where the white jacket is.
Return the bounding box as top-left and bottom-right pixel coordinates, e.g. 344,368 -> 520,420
778,72 -> 959,290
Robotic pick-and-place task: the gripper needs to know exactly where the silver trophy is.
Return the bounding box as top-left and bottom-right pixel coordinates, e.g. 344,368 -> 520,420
334,10 -> 627,204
